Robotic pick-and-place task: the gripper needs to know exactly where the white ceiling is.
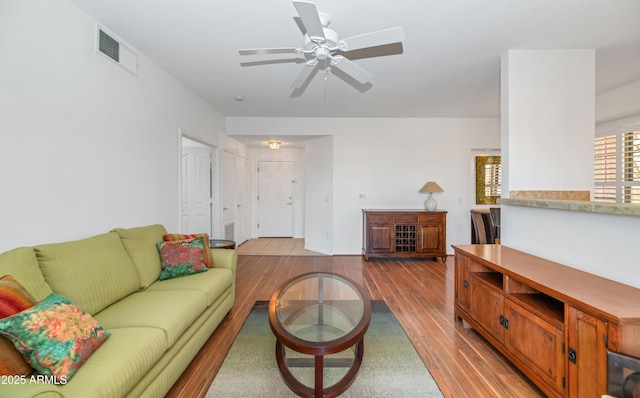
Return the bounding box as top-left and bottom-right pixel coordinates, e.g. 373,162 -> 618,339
71,0 -> 640,121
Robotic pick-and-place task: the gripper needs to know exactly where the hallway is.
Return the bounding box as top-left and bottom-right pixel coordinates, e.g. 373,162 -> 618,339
236,238 -> 327,256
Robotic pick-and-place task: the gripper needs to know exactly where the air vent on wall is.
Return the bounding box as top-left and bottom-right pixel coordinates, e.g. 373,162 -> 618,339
224,222 -> 235,241
99,30 -> 119,62
96,26 -> 138,76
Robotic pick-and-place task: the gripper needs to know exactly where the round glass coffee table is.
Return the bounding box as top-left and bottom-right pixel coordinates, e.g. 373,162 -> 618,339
268,272 -> 371,398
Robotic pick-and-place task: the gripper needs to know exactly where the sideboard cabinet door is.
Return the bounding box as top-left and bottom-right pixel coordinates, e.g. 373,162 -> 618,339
369,224 -> 393,253
566,307 -> 608,398
504,299 -> 565,395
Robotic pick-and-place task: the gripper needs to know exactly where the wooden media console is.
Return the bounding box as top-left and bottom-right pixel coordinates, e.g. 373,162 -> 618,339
452,244 -> 640,398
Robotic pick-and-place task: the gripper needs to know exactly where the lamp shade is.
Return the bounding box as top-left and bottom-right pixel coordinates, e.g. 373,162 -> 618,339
419,181 -> 443,211
419,181 -> 444,193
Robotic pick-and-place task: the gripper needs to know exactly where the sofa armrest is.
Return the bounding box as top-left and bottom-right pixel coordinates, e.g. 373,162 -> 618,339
211,249 -> 236,302
211,249 -> 237,277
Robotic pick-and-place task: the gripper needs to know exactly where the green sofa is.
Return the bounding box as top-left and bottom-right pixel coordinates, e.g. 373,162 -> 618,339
0,224 -> 236,398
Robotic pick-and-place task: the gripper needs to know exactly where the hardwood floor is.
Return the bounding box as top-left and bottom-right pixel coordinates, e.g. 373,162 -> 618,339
166,255 -> 545,398
236,238 -> 327,256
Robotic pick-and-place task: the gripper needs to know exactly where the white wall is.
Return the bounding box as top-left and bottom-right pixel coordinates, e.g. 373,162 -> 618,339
227,117 -> 501,254
502,206 -> 640,288
305,136 -> 333,254
596,80 -> 640,124
502,50 -> 595,192
0,0 -> 227,251
500,50 -> 640,288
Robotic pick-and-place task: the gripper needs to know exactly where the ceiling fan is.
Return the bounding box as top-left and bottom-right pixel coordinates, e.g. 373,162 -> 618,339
239,1 -> 405,91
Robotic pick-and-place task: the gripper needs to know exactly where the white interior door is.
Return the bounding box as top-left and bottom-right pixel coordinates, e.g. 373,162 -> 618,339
236,156 -> 251,245
258,161 -> 293,237
181,145 -> 212,234
222,150 -> 236,221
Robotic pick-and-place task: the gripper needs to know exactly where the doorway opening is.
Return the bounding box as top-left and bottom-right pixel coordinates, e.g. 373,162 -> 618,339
179,133 -> 217,236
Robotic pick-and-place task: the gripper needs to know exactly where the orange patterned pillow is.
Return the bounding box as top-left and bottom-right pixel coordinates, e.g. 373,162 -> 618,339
163,233 -> 215,268
0,336 -> 32,376
0,275 -> 37,319
0,275 -> 36,376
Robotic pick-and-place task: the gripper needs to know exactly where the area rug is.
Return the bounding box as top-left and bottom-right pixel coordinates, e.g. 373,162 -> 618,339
206,300 -> 443,397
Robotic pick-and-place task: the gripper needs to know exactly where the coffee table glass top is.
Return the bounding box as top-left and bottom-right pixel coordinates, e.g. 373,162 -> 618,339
273,272 -> 367,344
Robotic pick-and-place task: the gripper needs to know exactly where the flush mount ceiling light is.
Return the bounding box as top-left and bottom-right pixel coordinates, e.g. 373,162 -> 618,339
268,140 -> 281,150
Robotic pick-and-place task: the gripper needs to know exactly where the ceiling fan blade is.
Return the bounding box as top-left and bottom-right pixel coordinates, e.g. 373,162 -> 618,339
340,26 -> 405,52
293,1 -> 325,41
239,48 -> 299,56
291,62 -> 317,89
330,56 -> 373,84
241,58 -> 305,67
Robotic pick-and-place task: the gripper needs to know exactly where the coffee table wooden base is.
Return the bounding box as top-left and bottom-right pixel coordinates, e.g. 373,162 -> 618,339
269,273 -> 371,398
275,338 -> 365,398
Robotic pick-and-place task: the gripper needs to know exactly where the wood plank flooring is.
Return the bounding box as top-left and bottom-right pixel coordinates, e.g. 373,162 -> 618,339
235,238 -> 327,256
166,255 -> 545,398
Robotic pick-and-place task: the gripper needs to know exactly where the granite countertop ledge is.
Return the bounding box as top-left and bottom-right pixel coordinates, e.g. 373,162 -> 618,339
499,197 -> 640,217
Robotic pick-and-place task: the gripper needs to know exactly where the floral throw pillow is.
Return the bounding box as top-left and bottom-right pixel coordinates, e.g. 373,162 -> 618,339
0,293 -> 110,382
163,233 -> 215,268
156,236 -> 208,280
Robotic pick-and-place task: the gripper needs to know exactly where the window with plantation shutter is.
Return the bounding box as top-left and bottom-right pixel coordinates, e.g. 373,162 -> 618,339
484,163 -> 502,197
594,135 -> 616,202
594,131 -> 640,203
475,156 -> 501,204
623,131 -> 640,203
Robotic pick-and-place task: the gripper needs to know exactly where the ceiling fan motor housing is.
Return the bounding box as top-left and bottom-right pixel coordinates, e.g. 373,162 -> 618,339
304,28 -> 339,51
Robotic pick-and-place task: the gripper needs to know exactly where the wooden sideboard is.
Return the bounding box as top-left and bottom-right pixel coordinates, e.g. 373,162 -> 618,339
362,209 -> 447,261
452,244 -> 640,398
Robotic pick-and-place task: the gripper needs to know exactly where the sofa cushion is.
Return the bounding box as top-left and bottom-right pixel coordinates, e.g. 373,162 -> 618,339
0,247 -> 52,301
0,293 -> 110,382
111,224 -> 168,289
163,233 -> 215,267
157,237 -> 208,280
94,290 -> 207,347
145,267 -> 233,307
35,232 -> 139,315
0,326 -> 167,398
0,275 -> 37,376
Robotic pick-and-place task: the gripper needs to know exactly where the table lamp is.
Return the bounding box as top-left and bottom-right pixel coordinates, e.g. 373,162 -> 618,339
419,181 -> 444,211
